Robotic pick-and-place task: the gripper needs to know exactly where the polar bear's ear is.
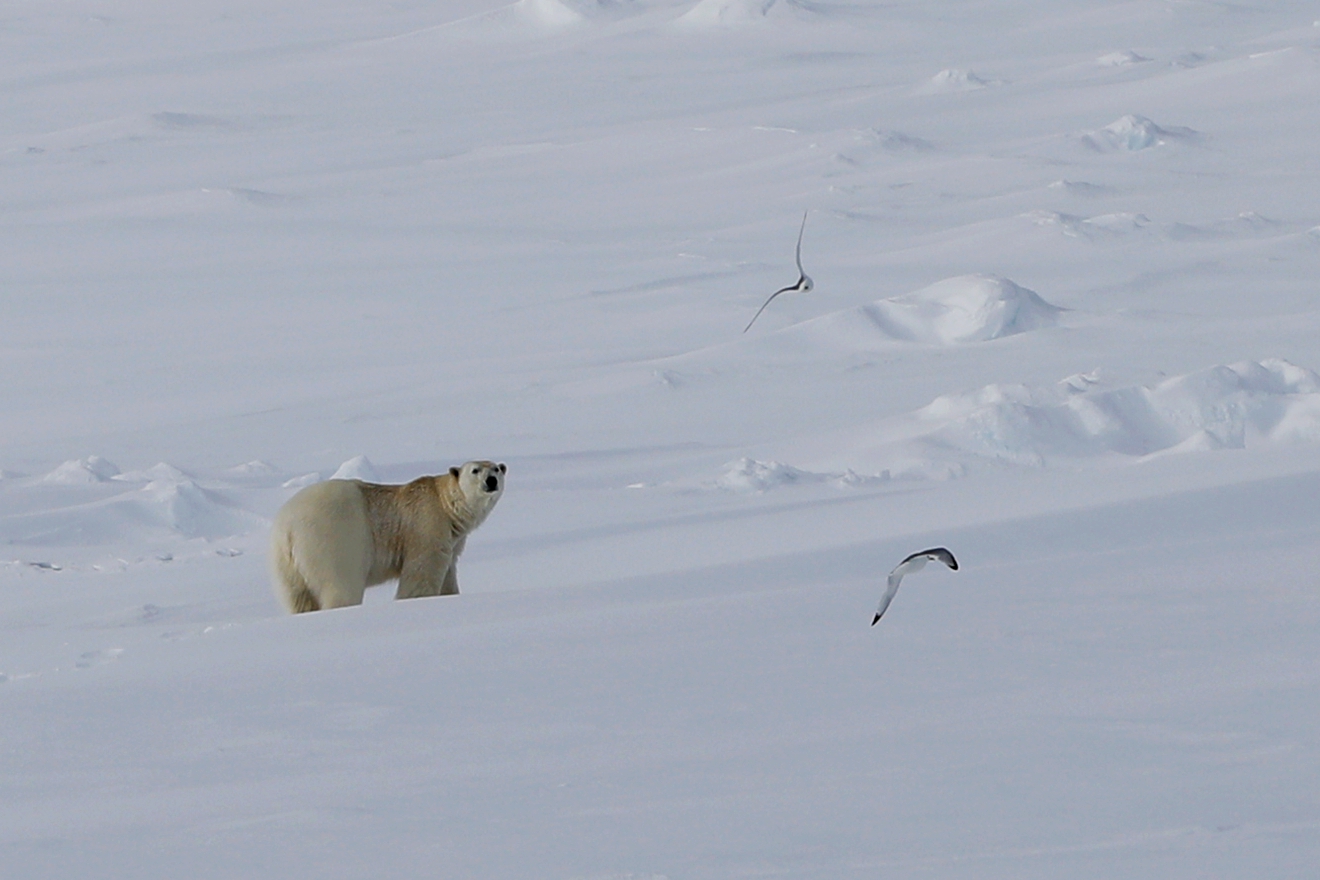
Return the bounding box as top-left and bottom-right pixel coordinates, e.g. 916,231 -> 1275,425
449,466 -> 460,477
498,463 -> 507,473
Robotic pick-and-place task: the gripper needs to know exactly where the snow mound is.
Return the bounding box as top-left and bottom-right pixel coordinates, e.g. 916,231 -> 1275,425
918,69 -> 995,93
112,462 -> 191,483
437,0 -> 594,38
1097,50 -> 1151,67
920,358 -> 1320,466
282,473 -> 322,489
766,360 -> 1320,483
1028,210 -> 1151,239
714,458 -> 881,493
677,0 -> 778,26
805,275 -> 1062,345
331,455 -> 380,481
1166,212 -> 1281,242
716,457 -> 812,492
1047,179 -> 1113,197
7,471 -> 263,545
42,456 -> 120,484
133,475 -> 263,539
228,460 -> 278,476
1082,114 -> 1197,151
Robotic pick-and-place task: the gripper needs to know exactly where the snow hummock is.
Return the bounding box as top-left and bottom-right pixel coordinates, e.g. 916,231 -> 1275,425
1097,50 -> 1151,67
112,462 -> 192,484
677,0 -> 778,26
133,474 -> 263,539
10,467 -> 263,544
716,457 -> 814,491
1028,209 -> 1151,239
926,358 -> 1320,463
41,456 -> 120,484
802,275 -> 1062,345
330,454 -> 380,481
227,460 -> 279,477
1047,179 -> 1113,197
918,68 -> 995,93
1083,114 -> 1196,151
715,458 -> 882,493
790,359 -> 1320,477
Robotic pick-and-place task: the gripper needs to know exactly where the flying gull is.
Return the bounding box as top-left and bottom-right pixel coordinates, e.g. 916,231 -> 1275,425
872,547 -> 958,625
744,210 -> 813,333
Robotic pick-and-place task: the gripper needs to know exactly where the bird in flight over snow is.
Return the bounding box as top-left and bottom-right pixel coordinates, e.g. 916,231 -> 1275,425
872,547 -> 958,625
744,210 -> 813,333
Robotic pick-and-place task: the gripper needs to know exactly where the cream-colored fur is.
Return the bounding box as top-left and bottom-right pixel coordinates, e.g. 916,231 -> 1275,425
270,460 -> 505,613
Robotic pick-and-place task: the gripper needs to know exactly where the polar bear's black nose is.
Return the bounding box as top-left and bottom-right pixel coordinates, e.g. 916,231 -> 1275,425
484,475 -> 499,492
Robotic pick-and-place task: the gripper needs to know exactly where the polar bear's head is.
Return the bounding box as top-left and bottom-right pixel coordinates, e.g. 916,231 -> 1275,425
449,460 -> 506,520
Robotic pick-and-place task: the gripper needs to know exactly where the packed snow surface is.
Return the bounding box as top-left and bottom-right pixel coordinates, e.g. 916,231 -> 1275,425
4,1 -> 1320,878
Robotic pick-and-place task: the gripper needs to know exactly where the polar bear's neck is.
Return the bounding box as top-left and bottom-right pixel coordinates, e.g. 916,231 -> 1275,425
446,484 -> 500,536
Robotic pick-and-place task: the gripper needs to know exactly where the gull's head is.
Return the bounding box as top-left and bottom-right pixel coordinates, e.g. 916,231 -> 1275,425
801,275 -> 814,292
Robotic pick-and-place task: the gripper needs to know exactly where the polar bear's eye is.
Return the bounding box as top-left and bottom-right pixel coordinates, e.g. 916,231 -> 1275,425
471,468 -> 479,475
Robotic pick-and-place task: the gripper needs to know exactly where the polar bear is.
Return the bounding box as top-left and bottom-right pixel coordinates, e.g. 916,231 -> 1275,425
270,460 -> 506,614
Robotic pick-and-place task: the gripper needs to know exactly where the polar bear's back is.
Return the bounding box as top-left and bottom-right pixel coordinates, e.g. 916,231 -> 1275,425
271,479 -> 376,611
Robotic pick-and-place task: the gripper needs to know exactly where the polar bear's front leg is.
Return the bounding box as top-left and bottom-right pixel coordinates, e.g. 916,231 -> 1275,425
440,560 -> 459,596
439,534 -> 465,596
395,550 -> 453,600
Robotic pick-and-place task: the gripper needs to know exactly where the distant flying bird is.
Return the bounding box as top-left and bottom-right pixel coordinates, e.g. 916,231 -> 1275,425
744,210 -> 813,333
872,547 -> 958,625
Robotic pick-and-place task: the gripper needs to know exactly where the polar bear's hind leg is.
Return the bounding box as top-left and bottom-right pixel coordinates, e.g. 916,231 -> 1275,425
271,525 -> 322,614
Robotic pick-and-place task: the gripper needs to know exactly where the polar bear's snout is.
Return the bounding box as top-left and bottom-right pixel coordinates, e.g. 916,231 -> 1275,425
479,461 -> 506,493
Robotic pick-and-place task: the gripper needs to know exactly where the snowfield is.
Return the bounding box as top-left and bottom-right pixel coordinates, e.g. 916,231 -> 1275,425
4,1 -> 1320,877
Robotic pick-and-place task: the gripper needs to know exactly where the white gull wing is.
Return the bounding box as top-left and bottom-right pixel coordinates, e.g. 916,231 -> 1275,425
792,209 -> 811,284
872,547 -> 958,625
744,210 -> 812,333
872,570 -> 906,624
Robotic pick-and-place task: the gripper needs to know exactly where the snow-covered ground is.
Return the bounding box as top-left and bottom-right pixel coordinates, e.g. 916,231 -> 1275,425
4,1 -> 1320,876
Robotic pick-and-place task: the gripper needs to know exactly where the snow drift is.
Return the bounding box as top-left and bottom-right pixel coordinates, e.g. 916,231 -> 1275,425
923,358 -> 1320,463
41,456 -> 120,484
6,465 -> 265,545
677,0 -> 783,26
799,275 -> 1063,346
785,358 -> 1320,478
1083,114 -> 1198,151
918,68 -> 997,93
714,457 -> 879,493
330,455 -> 380,481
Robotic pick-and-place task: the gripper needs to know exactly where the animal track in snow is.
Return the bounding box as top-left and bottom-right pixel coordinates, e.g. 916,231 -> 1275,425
74,648 -> 124,669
